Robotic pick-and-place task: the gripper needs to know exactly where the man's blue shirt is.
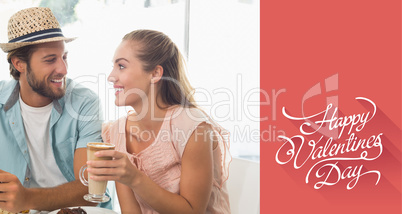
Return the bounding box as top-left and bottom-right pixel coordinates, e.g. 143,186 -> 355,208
0,78 -> 111,208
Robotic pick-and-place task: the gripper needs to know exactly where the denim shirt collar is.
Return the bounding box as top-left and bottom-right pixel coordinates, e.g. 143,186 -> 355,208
3,81 -> 63,114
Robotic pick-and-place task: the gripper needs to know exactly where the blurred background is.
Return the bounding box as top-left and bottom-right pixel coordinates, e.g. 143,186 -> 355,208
0,1 -> 260,212
0,0 -> 259,162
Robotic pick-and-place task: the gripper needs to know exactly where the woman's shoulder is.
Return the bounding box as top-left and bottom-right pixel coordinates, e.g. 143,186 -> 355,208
102,116 -> 127,143
169,106 -> 227,135
169,106 -> 209,126
168,106 -> 213,153
103,116 -> 126,129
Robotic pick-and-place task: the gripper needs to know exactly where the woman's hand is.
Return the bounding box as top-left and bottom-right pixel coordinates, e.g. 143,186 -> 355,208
87,150 -> 141,188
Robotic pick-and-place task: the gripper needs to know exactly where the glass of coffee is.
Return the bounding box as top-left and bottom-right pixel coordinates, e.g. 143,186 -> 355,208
79,142 -> 115,203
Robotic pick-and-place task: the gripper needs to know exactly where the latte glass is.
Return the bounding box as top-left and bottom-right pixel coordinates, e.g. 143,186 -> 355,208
79,142 -> 115,203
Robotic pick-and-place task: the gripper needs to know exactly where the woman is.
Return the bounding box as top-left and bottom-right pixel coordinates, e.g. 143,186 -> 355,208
87,30 -> 231,213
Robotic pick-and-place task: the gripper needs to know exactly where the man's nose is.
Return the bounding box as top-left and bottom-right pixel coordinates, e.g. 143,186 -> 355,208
56,57 -> 68,75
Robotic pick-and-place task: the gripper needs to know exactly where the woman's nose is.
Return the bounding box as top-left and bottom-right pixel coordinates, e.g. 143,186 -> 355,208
107,75 -> 116,83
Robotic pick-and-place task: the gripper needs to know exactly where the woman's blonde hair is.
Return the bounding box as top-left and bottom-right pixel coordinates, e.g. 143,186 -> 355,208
123,29 -> 196,109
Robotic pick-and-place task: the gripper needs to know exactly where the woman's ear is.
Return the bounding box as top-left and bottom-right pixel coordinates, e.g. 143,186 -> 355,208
151,65 -> 163,84
11,56 -> 26,74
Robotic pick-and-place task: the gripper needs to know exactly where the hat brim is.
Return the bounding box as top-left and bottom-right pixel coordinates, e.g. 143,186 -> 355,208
0,36 -> 76,52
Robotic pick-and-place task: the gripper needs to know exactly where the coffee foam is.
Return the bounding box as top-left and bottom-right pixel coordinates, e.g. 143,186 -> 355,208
87,142 -> 115,150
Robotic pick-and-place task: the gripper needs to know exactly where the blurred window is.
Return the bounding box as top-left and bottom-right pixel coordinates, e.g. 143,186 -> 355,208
0,0 -> 259,161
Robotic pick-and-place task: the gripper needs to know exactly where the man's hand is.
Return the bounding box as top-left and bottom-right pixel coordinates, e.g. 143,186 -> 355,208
0,170 -> 30,213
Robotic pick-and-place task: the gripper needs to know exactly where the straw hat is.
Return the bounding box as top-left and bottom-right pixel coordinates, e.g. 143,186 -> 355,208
0,7 -> 75,52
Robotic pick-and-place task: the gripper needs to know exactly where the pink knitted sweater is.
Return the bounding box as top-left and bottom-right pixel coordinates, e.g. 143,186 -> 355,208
102,106 -> 231,213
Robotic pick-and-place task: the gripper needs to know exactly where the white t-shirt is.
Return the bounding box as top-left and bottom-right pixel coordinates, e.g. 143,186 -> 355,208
19,96 -> 68,188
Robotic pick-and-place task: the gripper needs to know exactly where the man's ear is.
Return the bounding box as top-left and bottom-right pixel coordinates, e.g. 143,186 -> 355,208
11,57 -> 27,74
150,65 -> 164,84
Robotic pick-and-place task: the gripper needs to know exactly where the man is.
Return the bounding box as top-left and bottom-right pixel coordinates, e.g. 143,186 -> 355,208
0,7 -> 111,212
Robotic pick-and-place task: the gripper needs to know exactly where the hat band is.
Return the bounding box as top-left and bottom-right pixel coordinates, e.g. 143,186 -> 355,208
9,28 -> 64,43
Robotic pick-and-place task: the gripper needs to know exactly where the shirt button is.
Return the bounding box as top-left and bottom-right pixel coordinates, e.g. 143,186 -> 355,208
25,177 -> 30,181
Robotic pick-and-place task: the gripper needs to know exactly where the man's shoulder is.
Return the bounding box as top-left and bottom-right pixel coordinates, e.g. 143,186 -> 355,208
0,79 -> 18,104
58,79 -> 102,118
64,78 -> 99,101
0,79 -> 18,90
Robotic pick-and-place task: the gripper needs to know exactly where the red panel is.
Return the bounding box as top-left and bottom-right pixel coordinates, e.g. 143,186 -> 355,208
261,1 -> 401,213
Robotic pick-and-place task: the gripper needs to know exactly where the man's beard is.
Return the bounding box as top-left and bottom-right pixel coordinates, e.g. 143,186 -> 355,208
26,63 -> 66,100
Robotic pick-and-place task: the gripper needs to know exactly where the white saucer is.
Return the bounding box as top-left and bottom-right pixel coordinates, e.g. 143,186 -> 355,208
48,206 -> 117,214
